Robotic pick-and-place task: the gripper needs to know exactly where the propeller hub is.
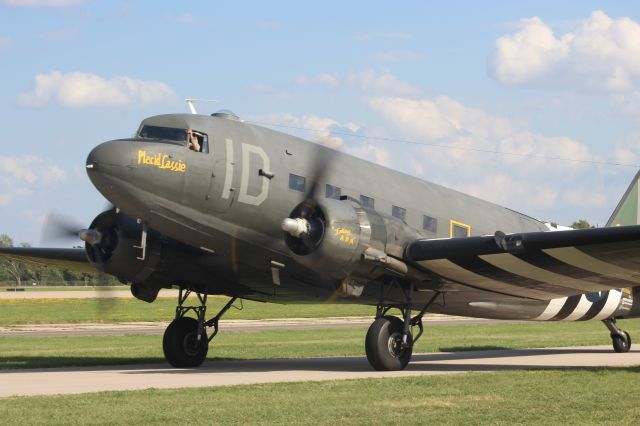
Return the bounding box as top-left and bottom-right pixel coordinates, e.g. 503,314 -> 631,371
282,218 -> 310,238
78,229 -> 103,246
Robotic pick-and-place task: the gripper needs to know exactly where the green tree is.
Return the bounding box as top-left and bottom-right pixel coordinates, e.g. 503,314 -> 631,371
0,234 -> 27,286
571,220 -> 594,229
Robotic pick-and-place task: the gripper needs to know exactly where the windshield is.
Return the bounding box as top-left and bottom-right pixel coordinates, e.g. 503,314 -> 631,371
138,125 -> 187,142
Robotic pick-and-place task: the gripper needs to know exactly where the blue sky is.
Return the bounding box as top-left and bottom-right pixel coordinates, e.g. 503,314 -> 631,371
2,0 -> 640,244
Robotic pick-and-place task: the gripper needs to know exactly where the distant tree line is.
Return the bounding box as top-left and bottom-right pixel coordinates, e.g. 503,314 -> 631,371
0,233 -> 120,287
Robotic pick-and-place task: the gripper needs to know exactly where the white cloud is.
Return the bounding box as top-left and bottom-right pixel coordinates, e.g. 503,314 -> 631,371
347,69 -> 419,95
346,143 -> 390,167
492,11 -> 640,93
368,95 -> 596,175
2,0 -> 83,6
251,112 -> 392,167
0,155 -> 67,206
364,92 -> 617,218
251,112 -> 357,150
19,71 -> 176,107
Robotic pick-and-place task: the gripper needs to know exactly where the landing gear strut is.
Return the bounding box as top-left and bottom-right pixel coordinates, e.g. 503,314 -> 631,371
162,288 -> 237,368
365,279 -> 440,371
603,318 -> 632,353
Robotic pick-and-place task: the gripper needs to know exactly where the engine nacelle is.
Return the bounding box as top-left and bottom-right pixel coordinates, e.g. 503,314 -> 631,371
284,198 -> 421,281
84,209 -> 203,302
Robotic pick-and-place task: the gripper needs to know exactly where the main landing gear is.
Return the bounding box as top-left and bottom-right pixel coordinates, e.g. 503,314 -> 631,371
163,288 -> 237,368
603,318 -> 632,353
365,279 -> 440,371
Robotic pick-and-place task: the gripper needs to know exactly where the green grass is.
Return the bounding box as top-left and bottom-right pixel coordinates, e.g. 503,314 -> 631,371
1,369 -> 639,425
0,298 -> 374,325
2,319 -> 639,369
0,286 -> 128,292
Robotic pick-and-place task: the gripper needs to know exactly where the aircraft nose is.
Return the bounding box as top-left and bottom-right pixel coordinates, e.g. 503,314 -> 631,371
86,140 -> 133,201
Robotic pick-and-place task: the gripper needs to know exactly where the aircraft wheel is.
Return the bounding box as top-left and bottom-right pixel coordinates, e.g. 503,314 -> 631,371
365,316 -> 412,371
612,331 -> 632,353
163,317 -> 208,368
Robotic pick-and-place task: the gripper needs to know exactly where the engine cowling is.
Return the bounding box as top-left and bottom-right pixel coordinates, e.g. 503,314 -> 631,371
84,209 -> 200,302
282,198 -> 422,282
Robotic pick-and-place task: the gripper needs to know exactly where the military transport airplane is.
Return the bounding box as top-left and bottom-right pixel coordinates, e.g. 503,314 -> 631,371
2,108 -> 640,371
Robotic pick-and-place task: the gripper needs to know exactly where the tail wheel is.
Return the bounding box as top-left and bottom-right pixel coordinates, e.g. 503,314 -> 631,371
365,316 -> 413,371
163,317 -> 208,368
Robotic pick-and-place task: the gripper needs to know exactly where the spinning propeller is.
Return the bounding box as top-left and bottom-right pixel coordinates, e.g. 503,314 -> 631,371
281,148 -> 335,255
40,206 -> 120,312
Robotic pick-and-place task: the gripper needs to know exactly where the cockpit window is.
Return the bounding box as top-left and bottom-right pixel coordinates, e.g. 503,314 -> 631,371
138,125 -> 209,153
139,125 -> 187,142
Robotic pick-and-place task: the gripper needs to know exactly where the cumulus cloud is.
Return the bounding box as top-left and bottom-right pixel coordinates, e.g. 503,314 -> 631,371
249,112 -> 393,166
0,155 -> 66,206
363,92 -> 619,217
2,0 -> 83,6
367,95 -> 595,175
347,69 -> 419,95
251,112 -> 357,149
492,11 -> 640,92
19,71 -> 176,107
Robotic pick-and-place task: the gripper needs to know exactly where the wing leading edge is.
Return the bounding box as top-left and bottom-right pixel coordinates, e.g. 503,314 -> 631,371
406,225 -> 640,300
0,247 -> 95,274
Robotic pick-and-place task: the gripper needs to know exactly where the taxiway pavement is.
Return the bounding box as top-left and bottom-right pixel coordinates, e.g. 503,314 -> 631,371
1,346 -> 638,398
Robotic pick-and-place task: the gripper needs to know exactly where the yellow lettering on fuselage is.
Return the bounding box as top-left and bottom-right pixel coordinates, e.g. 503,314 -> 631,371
137,150 -> 186,173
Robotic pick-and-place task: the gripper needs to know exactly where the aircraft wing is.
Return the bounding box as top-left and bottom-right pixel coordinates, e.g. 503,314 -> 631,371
0,247 -> 96,274
405,225 -> 640,300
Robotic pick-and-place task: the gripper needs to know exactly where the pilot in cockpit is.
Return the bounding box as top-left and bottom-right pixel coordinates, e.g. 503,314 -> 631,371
187,129 -> 201,152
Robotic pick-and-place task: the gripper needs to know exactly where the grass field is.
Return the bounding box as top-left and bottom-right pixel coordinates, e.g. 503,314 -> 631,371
1,286 -> 128,292
2,319 -> 639,369
0,298 -> 375,325
1,368 -> 638,425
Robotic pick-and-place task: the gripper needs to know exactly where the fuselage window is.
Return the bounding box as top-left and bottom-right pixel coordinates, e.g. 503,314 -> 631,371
392,205 -> 406,222
326,184 -> 342,199
360,195 -> 375,209
451,220 -> 471,238
423,215 -> 437,233
289,174 -> 306,192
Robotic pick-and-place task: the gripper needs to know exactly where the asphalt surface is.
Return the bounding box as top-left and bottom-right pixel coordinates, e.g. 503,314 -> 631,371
1,345 -> 637,398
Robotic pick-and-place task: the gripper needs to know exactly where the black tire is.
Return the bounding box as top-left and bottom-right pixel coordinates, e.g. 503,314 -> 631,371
163,317 -> 208,368
612,331 -> 631,353
365,316 -> 413,371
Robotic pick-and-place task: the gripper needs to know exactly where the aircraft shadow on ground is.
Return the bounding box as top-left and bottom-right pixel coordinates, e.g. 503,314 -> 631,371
122,347 -> 639,375
438,345 -> 511,352
2,348 -> 637,375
